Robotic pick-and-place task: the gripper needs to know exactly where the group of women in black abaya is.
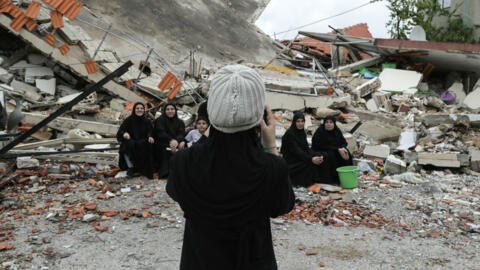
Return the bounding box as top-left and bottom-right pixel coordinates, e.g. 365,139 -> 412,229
117,102 -> 198,178
281,114 -> 353,187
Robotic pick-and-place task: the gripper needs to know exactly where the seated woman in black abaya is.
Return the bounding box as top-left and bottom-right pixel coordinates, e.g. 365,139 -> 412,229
117,102 -> 155,178
154,103 -> 186,178
312,115 -> 353,185
280,113 -> 327,187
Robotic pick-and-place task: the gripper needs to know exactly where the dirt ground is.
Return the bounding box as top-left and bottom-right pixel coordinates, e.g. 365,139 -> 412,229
0,165 -> 478,270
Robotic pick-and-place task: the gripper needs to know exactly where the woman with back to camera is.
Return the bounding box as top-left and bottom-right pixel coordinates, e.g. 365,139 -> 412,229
166,65 -> 295,270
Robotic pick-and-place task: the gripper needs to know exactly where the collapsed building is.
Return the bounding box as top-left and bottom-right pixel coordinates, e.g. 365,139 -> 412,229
0,0 -> 479,268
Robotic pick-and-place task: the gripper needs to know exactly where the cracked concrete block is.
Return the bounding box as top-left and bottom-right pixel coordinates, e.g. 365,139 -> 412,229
16,157 -> 40,169
11,79 -> 42,101
464,87 -> 480,111
379,69 -> 422,96
448,81 -> 466,105
384,155 -> 407,175
357,121 -> 402,142
366,99 -> 379,112
35,78 -> 56,95
25,66 -> 54,84
354,77 -> 380,98
58,22 -> 93,45
363,144 -> 390,160
418,152 -> 461,168
470,149 -> 480,172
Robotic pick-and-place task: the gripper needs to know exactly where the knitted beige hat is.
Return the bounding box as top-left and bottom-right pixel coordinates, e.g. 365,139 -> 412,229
207,65 -> 265,133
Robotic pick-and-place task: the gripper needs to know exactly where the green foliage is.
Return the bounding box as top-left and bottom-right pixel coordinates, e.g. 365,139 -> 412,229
376,0 -> 478,43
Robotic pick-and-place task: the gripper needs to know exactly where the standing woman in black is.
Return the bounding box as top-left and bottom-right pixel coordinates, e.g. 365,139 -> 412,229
154,103 -> 186,178
311,115 -> 353,185
280,113 -> 326,187
116,102 -> 155,178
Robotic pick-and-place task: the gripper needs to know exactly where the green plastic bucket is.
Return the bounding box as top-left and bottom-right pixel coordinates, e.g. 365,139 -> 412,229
336,166 -> 359,189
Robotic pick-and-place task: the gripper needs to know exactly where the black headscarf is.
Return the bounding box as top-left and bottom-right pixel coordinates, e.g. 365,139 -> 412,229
168,126 -> 279,225
154,102 -> 185,143
312,115 -> 347,151
281,113 -> 308,154
117,102 -> 152,141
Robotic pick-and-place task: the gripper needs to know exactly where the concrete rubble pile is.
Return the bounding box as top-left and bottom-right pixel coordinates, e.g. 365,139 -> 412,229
0,1 -> 479,268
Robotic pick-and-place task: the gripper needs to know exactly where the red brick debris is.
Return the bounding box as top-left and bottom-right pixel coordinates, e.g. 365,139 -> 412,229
282,199 -> 389,228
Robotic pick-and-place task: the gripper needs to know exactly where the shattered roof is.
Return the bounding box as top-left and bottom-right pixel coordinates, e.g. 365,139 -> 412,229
292,23 -> 373,60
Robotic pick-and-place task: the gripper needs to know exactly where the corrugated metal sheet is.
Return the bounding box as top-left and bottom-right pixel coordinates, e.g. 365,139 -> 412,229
25,18 -> 37,31
157,71 -> 176,90
59,44 -> 70,55
44,32 -> 55,46
84,59 -> 99,74
64,1 -> 82,20
57,0 -> 74,14
10,14 -> 28,32
50,10 -> 64,29
25,1 -> 41,19
43,0 -> 64,9
167,82 -> 183,100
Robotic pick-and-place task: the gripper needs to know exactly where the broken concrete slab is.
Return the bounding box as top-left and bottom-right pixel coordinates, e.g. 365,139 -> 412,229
470,149 -> 480,172
366,99 -> 379,112
357,121 -> 402,142
0,67 -> 13,84
58,22 -> 93,45
379,69 -> 422,96
463,87 -> 480,111
418,152 -> 461,168
25,66 -> 54,84
16,156 -> 40,169
372,91 -> 393,112
101,62 -> 145,83
448,81 -> 466,105
384,155 -> 407,175
354,77 -> 380,98
421,114 -> 480,128
57,85 -> 80,97
265,91 -> 305,111
8,60 -> 38,72
363,144 -> 390,160
21,112 -> 119,136
110,98 -> 128,112
304,94 -> 351,109
35,78 -> 56,95
397,130 -> 417,151
312,108 -> 341,119
57,93 -> 81,104
10,79 -> 42,101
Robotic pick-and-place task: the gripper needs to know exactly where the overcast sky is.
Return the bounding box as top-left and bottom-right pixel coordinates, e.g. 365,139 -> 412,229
255,0 -> 391,40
